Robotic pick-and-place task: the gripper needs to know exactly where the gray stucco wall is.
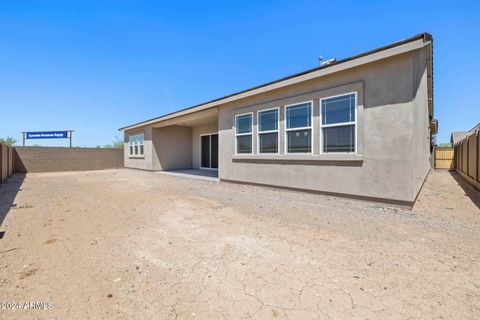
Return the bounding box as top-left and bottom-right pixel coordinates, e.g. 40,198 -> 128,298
411,48 -> 432,200
217,48 -> 431,204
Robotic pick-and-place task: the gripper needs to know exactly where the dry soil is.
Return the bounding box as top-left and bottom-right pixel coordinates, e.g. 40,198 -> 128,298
0,169 -> 479,319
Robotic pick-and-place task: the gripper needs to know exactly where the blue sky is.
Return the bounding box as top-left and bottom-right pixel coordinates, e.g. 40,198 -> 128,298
1,0 -> 478,146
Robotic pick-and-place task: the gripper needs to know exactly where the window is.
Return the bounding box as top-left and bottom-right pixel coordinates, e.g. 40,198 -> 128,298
285,102 -> 312,153
235,113 -> 253,154
129,133 -> 144,156
321,93 -> 356,153
257,108 -> 279,154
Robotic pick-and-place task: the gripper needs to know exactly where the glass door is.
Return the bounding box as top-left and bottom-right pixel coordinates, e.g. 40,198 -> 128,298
200,134 -> 218,169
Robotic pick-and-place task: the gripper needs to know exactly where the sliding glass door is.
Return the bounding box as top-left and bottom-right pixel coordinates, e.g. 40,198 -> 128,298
200,134 -> 218,169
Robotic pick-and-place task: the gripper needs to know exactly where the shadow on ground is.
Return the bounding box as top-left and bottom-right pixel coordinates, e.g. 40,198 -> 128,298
450,171 -> 480,210
0,173 -> 26,227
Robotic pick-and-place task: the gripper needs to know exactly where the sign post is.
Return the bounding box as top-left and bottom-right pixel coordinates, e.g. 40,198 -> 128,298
22,130 -> 74,147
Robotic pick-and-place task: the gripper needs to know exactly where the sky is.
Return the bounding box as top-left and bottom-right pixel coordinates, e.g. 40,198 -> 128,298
0,0 -> 479,146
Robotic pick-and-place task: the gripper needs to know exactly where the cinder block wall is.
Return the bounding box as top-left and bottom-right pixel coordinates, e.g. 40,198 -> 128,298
0,143 -> 15,184
455,130 -> 480,190
14,147 -> 124,173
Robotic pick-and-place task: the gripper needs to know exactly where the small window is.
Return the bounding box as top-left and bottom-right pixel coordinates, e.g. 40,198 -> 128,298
258,108 -> 279,154
285,102 -> 312,153
235,113 -> 253,154
129,133 -> 145,156
321,93 -> 356,153
129,136 -> 134,155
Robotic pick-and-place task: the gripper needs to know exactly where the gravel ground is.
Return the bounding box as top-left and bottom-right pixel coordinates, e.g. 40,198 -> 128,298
0,169 -> 479,320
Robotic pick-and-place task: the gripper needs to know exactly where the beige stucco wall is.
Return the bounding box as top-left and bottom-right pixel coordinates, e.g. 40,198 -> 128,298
124,127 -> 154,171
192,124 -> 218,169
216,48 -> 431,204
125,125 -> 193,171
152,126 -> 193,170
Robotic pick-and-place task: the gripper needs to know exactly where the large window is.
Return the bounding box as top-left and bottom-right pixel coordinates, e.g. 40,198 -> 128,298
129,133 -> 144,156
235,113 -> 253,154
321,93 -> 356,153
285,101 -> 312,154
257,108 -> 279,154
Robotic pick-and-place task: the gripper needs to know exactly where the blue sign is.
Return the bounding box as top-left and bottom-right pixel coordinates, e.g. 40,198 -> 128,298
25,131 -> 69,139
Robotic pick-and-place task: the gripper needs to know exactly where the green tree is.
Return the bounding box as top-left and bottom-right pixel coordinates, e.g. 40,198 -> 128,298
0,137 -> 17,146
104,136 -> 124,149
437,142 -> 452,147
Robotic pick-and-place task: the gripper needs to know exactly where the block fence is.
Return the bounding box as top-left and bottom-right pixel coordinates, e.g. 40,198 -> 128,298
14,147 -> 124,173
0,146 -> 125,186
0,143 -> 15,184
455,129 -> 480,190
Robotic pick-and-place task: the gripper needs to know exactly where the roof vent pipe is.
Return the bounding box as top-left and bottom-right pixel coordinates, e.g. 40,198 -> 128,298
320,57 -> 337,66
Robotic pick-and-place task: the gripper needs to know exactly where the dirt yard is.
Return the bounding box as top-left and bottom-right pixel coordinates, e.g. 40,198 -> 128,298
0,169 -> 479,319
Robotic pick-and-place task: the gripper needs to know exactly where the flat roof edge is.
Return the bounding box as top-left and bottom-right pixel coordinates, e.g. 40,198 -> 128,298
119,33 -> 432,131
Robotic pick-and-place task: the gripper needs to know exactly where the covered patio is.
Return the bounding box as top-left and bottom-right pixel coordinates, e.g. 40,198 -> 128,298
142,107 -> 219,172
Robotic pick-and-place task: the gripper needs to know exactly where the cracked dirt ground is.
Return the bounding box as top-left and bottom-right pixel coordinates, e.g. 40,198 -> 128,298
0,169 -> 479,319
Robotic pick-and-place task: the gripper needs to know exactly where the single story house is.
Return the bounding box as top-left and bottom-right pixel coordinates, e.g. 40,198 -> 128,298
120,33 -> 435,206
451,123 -> 480,146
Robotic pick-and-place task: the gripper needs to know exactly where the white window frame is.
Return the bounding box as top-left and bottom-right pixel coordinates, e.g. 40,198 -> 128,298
234,112 -> 253,155
284,100 -> 314,155
257,107 -> 280,154
128,132 -> 145,157
319,92 -> 357,155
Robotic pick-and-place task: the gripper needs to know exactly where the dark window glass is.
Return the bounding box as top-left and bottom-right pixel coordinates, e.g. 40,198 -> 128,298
236,135 -> 252,154
236,114 -> 252,134
139,145 -> 144,155
259,133 -> 278,153
323,125 -> 355,153
322,94 -> 355,125
129,146 -> 133,155
258,109 -> 278,132
286,103 -> 311,129
201,135 -> 210,167
134,145 -> 138,155
211,134 -> 218,169
287,129 -> 311,153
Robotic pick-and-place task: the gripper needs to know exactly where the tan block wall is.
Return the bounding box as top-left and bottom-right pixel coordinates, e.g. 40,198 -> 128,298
456,131 -> 480,190
14,147 -> 124,173
467,134 -> 477,180
0,143 -> 15,184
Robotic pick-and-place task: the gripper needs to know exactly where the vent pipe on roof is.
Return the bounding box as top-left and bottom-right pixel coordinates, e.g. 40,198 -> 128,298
318,56 -> 323,66
320,57 -> 336,66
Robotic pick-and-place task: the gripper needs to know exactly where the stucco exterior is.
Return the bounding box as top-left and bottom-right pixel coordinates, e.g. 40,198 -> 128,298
121,34 -> 434,205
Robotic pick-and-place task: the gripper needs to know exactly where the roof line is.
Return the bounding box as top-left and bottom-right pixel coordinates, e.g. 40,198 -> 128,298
119,32 -> 432,131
